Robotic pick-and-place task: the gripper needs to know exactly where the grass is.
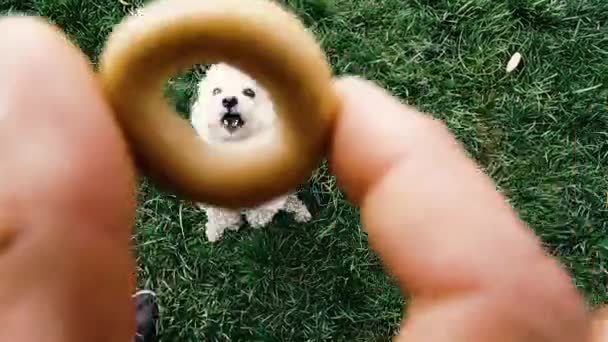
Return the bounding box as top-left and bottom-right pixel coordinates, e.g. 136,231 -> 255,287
2,0 -> 608,340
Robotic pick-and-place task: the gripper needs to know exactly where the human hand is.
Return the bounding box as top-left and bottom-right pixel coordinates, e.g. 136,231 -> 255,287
0,15 -> 596,342
329,77 -> 592,341
0,17 -> 137,341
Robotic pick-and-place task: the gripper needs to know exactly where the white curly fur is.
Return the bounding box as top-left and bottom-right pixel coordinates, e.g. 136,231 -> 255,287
191,63 -> 312,242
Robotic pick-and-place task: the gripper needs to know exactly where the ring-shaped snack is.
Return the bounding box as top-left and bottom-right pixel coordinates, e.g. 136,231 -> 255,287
99,0 -> 339,208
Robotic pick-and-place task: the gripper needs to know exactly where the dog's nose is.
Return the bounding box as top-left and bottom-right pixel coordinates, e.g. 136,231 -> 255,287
222,96 -> 238,109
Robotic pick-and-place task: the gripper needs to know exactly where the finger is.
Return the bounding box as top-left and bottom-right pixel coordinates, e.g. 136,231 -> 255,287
329,76 -> 590,341
331,76 -> 538,294
0,16 -> 137,341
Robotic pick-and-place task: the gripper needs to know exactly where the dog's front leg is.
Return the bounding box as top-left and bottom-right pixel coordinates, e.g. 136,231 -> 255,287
200,205 -> 243,242
244,208 -> 279,229
284,194 -> 312,223
244,195 -> 287,228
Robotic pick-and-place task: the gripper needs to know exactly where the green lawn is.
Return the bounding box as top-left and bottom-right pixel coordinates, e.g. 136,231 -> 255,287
3,0 -> 608,340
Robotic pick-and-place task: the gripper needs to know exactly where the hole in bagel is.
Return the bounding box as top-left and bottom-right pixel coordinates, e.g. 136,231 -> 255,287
163,62 -> 279,145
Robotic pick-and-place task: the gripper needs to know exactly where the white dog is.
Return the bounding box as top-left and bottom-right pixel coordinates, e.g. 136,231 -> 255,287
190,63 -> 312,242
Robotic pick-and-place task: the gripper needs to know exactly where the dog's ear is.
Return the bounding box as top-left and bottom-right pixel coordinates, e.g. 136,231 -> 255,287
193,64 -> 206,74
194,64 -> 213,77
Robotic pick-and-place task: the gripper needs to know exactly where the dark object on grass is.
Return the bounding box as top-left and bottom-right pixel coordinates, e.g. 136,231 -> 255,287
133,290 -> 160,342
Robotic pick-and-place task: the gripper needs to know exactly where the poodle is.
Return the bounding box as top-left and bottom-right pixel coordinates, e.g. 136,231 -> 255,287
190,63 -> 312,242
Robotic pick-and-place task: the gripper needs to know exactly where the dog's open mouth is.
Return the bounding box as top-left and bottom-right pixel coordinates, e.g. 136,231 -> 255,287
221,113 -> 244,132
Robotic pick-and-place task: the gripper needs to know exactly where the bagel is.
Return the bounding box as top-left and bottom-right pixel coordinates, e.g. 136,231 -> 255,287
99,0 -> 339,208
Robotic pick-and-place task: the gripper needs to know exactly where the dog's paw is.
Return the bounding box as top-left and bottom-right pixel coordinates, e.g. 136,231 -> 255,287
285,194 -> 312,223
293,207 -> 312,223
205,227 -> 222,242
245,210 -> 276,228
226,223 -> 241,232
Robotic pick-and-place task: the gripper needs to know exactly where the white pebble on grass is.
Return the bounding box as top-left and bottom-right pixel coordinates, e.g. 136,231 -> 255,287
506,52 -> 522,73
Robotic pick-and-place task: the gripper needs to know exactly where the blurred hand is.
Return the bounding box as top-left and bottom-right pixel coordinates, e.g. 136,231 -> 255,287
0,15 -> 596,342
0,17 -> 136,342
329,77 -> 592,341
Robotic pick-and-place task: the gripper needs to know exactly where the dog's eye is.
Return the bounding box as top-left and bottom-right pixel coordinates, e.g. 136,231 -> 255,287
243,88 -> 256,98
212,88 -> 222,95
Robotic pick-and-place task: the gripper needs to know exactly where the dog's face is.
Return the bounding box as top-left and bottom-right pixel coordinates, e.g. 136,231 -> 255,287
191,63 -> 276,142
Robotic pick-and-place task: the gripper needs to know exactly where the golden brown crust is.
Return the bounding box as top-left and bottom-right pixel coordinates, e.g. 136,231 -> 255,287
98,0 -> 339,208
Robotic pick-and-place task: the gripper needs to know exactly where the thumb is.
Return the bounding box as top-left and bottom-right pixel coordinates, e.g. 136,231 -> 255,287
329,76 -> 590,341
0,16 -> 137,341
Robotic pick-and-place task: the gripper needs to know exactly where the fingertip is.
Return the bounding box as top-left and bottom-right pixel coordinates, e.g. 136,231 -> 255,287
329,75 -> 433,204
0,15 -> 76,61
0,15 -> 90,94
332,75 -> 393,106
0,15 -> 136,237
0,14 -> 45,28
